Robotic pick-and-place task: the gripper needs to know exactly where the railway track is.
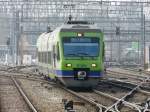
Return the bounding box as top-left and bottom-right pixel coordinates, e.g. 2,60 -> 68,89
1,65 -> 150,112
97,79 -> 150,112
99,67 -> 150,111
107,67 -> 149,78
121,67 -> 150,76
18,75 -> 141,112
106,67 -> 150,91
0,69 -> 98,112
61,86 -> 111,112
17,77 -> 99,112
0,67 -> 135,112
0,75 -> 37,112
63,82 -> 145,112
0,65 -> 52,85
106,68 -> 149,85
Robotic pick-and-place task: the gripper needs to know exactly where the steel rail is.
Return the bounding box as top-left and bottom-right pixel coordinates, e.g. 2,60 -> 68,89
11,76 -> 38,112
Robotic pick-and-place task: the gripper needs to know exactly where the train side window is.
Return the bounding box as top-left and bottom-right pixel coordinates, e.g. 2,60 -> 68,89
48,52 -> 51,64
46,52 -> 48,64
38,52 -> 39,62
56,43 -> 60,61
102,42 -> 105,61
46,52 -> 47,63
40,52 -> 41,62
45,52 -> 47,63
53,45 -> 56,67
40,52 -> 42,62
42,52 -> 45,63
39,52 -> 42,62
41,52 -> 43,63
42,52 -> 44,63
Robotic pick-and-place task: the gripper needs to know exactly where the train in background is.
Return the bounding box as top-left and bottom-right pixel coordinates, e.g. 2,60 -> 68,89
36,20 -> 105,88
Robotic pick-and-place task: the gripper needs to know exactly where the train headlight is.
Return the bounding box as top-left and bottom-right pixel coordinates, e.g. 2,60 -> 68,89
91,63 -> 96,67
77,33 -> 84,37
66,63 -> 72,67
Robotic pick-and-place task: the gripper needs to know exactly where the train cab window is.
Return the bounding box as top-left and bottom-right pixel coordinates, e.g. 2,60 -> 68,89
63,37 -> 99,57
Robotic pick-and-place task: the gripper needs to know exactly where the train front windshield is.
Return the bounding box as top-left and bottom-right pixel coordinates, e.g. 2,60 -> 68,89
63,37 -> 99,57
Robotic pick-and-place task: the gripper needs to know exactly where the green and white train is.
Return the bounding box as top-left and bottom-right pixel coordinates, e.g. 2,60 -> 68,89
36,21 -> 105,88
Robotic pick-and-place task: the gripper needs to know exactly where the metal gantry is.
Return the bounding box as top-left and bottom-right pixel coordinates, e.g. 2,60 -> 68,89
0,0 -> 149,66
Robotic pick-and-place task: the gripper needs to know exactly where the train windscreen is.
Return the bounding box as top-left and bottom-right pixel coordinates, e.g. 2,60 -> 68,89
63,37 -> 99,57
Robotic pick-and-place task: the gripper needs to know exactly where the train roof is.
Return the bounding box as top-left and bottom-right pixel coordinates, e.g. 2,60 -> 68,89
60,20 -> 101,32
37,20 -> 102,47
